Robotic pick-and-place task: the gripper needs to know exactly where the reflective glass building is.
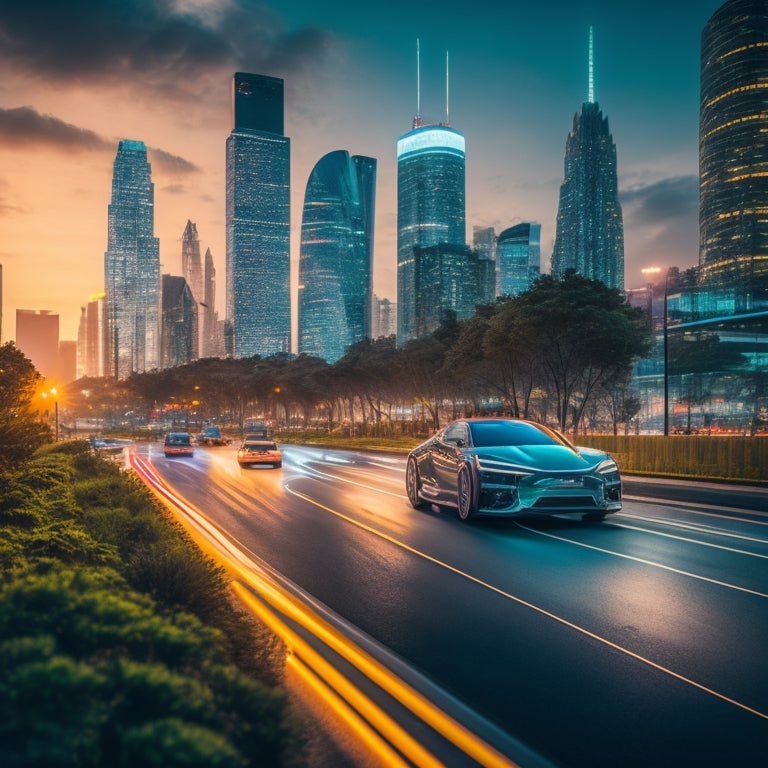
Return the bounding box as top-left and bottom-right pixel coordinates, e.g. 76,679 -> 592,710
700,0 -> 768,286
226,73 -> 291,358
298,150 -> 376,362
104,140 -> 160,378
397,124 -> 466,344
496,223 -> 541,297
161,275 -> 198,369
551,100 -> 624,290
411,244 -> 495,338
631,270 -> 768,435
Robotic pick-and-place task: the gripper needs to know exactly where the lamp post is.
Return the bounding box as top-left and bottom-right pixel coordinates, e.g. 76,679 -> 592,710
42,387 -> 59,440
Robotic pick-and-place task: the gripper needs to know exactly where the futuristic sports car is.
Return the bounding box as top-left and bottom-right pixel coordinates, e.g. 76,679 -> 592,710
405,418 -> 622,522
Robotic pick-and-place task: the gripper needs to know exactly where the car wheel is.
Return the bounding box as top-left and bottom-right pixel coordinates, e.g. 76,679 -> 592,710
406,457 -> 428,509
275,462 -> 282,468
457,463 -> 478,522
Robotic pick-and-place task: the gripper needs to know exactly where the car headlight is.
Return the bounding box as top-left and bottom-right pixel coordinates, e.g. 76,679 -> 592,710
596,458 -> 618,474
474,455 -> 534,478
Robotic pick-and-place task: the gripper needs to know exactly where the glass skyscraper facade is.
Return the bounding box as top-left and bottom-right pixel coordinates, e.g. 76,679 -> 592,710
551,100 -> 624,290
700,0 -> 768,286
226,73 -> 291,358
397,124 -> 466,344
298,150 -> 376,363
104,140 -> 160,378
496,223 -> 541,297
411,244 -> 495,338
161,275 -> 198,369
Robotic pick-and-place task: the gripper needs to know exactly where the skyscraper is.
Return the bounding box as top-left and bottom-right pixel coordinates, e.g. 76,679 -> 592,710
397,120 -> 466,344
226,72 -> 291,358
298,150 -> 376,362
552,28 -> 624,291
104,140 -> 160,377
372,295 -> 397,339
202,247 -> 217,358
181,220 -> 203,358
700,0 -> 768,285
76,292 -> 106,379
15,309 -> 59,378
161,275 -> 198,368
497,223 -> 541,297
412,244 -> 495,338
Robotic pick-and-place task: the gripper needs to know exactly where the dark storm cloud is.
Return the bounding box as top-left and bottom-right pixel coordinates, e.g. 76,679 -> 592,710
620,176 -> 698,225
0,0 -> 335,88
0,106 -> 113,150
148,148 -> 199,175
0,106 -> 199,174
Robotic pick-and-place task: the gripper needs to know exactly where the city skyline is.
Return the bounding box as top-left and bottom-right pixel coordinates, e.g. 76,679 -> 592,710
0,0 -> 725,343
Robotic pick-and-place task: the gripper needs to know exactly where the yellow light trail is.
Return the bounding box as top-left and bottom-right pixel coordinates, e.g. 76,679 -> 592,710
128,449 -> 522,768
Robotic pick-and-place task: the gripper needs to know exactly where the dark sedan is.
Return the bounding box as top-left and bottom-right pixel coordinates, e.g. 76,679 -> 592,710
406,418 -> 622,522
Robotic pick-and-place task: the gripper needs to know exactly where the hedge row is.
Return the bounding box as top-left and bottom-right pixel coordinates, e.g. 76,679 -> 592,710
0,441 -> 305,768
575,435 -> 768,483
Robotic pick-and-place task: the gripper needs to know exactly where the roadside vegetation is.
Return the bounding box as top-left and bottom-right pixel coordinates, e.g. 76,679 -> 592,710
0,342 -> 307,767
68,272 -> 656,438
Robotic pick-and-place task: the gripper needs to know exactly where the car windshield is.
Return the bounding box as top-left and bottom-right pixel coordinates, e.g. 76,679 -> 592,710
166,434 -> 190,446
243,441 -> 277,450
468,420 -> 565,448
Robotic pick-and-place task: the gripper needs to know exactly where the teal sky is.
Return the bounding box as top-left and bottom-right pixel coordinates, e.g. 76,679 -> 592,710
0,0 -> 726,342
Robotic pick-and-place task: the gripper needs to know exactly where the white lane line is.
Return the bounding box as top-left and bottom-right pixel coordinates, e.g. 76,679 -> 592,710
615,512 -> 768,543
514,522 -> 768,599
610,520 -> 768,555
283,482 -> 768,723
287,455 -> 768,593
623,495 -> 768,522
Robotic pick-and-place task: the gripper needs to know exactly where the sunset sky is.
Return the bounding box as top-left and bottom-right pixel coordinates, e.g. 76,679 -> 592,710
0,0 -> 724,344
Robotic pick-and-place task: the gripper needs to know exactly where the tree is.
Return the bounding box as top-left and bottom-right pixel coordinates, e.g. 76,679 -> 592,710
0,343 -> 51,472
513,273 -> 653,432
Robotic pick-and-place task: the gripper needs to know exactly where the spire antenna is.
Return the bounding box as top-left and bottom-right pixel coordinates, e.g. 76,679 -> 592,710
588,26 -> 595,103
445,50 -> 450,124
414,38 -> 422,128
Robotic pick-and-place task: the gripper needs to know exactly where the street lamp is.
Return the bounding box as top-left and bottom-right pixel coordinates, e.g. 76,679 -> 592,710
42,387 -> 59,441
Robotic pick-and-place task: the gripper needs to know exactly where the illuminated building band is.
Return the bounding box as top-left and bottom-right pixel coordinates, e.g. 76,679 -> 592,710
397,126 -> 465,158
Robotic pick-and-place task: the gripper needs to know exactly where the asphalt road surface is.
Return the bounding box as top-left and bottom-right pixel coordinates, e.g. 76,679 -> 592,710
143,442 -> 768,768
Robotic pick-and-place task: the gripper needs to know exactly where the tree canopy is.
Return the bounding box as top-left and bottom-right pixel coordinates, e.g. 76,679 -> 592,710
62,273 -> 655,436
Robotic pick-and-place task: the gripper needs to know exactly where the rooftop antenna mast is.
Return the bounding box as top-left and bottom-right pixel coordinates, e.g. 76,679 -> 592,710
445,50 -> 450,124
588,25 -> 595,104
414,38 -> 422,128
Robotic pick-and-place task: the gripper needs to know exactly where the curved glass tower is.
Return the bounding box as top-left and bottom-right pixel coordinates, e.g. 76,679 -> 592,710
397,124 -> 466,344
104,140 -> 160,378
298,150 -> 377,362
700,0 -> 768,285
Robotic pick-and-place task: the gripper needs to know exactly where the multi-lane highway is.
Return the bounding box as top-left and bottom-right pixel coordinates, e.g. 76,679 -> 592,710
136,441 -> 768,767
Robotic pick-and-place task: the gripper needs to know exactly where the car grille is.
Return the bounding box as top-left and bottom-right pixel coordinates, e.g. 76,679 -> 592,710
532,497 -> 594,508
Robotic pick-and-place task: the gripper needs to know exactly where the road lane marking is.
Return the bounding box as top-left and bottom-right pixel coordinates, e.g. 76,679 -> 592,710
284,483 -> 768,723
608,520 -> 768,557
622,495 -> 768,522
615,512 -> 768,543
514,522 -> 768,599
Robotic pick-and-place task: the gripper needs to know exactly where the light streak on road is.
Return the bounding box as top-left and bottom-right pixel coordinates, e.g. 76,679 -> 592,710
127,448 -> 524,768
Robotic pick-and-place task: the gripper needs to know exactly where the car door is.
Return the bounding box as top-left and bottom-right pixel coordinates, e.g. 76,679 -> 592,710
431,422 -> 469,503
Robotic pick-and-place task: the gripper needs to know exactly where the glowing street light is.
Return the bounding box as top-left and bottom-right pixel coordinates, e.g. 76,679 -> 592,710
41,387 -> 59,441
